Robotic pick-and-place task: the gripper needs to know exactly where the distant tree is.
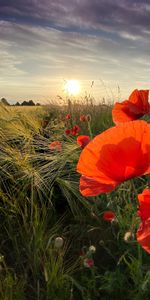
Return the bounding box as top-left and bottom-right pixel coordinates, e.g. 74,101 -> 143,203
0,98 -> 10,106
28,100 -> 35,106
36,103 -> 41,106
21,101 -> 28,106
21,100 -> 35,106
15,102 -> 20,106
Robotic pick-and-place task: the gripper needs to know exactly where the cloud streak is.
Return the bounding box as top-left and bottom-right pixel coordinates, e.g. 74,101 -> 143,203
1,1 -> 150,37
0,1 -> 150,102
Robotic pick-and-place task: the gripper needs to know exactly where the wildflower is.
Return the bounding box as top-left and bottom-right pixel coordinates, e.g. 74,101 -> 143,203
65,128 -> 71,136
49,141 -> 62,151
112,89 -> 149,124
124,231 -> 134,243
136,189 -> 150,254
103,211 -> 115,221
77,120 -> 150,196
54,237 -> 64,249
137,189 -> 150,221
77,135 -> 90,149
137,221 -> 150,254
89,245 -> 96,253
80,115 -> 87,122
71,125 -> 80,136
83,258 -> 94,268
65,113 -> 71,120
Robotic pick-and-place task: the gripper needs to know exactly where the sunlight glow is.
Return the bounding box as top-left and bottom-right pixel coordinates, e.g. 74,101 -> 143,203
64,80 -> 81,96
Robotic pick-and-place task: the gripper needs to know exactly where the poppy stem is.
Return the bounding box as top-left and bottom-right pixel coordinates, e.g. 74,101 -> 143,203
138,243 -> 143,266
68,98 -> 73,128
93,196 -> 99,215
87,120 -> 93,139
137,244 -> 143,280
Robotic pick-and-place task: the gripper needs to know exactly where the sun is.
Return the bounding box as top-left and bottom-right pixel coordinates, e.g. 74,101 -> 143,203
64,80 -> 81,96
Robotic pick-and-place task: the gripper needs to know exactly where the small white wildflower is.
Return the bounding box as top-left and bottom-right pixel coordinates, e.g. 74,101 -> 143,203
89,245 -> 96,253
124,231 -> 134,243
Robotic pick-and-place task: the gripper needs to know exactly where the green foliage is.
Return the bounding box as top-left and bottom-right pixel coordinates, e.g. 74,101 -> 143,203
0,102 -> 150,299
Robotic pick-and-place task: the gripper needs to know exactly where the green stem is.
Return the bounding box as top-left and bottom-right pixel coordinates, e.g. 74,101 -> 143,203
130,179 -> 137,197
87,120 -> 93,139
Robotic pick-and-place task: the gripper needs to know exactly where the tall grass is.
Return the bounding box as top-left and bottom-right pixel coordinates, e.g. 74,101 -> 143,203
1,101 -> 150,299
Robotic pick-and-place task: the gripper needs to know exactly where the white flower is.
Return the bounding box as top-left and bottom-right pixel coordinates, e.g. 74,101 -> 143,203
89,245 -> 96,253
124,231 -> 134,243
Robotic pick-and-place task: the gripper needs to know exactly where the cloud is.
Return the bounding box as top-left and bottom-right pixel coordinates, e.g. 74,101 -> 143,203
0,1 -> 150,101
0,1 -> 150,34
1,0 -> 150,38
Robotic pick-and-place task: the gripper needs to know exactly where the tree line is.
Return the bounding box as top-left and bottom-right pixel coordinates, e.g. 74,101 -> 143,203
0,98 -> 40,106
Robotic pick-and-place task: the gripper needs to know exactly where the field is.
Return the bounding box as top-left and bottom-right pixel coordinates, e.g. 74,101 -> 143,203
1,100 -> 150,300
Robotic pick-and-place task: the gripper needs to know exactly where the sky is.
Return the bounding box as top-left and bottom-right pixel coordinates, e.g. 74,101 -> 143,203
0,0 -> 150,103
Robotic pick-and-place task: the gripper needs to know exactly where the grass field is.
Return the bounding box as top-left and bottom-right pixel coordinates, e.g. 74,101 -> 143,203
1,100 -> 150,300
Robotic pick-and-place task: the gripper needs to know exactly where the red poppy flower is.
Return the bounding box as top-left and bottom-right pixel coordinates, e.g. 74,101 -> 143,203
103,211 -> 115,221
77,120 -> 150,196
65,129 -> 71,136
136,189 -> 150,254
83,258 -> 94,268
136,220 -> 150,254
71,129 -> 78,136
137,189 -> 150,221
77,135 -> 90,149
80,115 -> 87,122
65,114 -> 71,120
49,141 -> 62,151
71,125 -> 80,136
73,125 -> 80,131
112,89 -> 149,124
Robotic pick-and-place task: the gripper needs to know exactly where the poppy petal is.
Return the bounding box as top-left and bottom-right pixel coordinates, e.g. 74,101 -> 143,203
129,89 -> 149,113
112,101 -> 137,124
103,211 -> 116,221
138,189 -> 150,221
77,120 -> 150,196
137,219 -> 150,254
80,176 -> 118,196
112,90 -> 149,124
77,120 -> 150,182
77,135 -> 90,148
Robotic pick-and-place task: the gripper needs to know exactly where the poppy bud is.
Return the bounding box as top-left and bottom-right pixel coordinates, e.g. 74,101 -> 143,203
83,258 -> 94,268
86,114 -> 91,122
103,211 -> 115,222
77,135 -> 90,148
65,128 -> 71,135
54,237 -> 64,249
80,115 -> 87,122
65,114 -> 71,120
89,245 -> 96,253
124,231 -> 134,243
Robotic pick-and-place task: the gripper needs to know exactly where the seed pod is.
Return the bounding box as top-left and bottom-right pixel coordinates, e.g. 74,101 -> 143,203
54,237 -> 64,249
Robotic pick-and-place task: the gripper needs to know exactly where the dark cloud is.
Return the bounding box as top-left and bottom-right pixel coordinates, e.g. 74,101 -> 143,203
0,1 -> 150,101
0,0 -> 150,38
